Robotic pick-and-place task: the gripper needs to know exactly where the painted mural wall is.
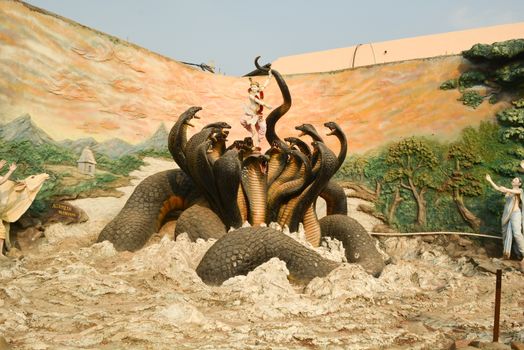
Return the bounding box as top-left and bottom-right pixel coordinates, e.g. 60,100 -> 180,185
1,0 -> 523,237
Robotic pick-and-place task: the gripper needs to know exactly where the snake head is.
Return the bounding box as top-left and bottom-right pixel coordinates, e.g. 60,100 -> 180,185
286,149 -> 301,164
219,130 -> 229,143
236,137 -> 255,158
254,154 -> 270,174
242,137 -> 254,149
284,136 -> 299,147
295,123 -> 323,142
242,154 -> 269,174
226,140 -> 244,151
324,121 -> 340,136
271,140 -> 282,149
209,128 -> 229,142
265,141 -> 282,155
295,124 -> 308,137
259,154 -> 269,174
203,121 -> 231,130
254,56 -> 271,73
178,106 -> 202,127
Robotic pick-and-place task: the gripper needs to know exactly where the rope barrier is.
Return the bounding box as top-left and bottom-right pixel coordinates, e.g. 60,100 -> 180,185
370,231 -> 502,240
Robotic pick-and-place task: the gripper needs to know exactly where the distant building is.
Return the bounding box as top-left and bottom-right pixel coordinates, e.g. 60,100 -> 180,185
77,147 -> 96,176
272,22 -> 524,74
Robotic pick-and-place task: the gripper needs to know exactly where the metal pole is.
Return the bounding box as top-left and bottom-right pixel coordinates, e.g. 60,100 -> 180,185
493,269 -> 502,342
351,44 -> 362,68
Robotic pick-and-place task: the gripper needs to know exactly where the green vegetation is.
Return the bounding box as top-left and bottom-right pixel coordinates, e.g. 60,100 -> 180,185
60,173 -> 118,197
137,148 -> 172,160
458,90 -> 484,108
0,140 -> 76,174
338,122 -> 523,234
440,79 -> 458,90
357,38 -> 524,233
497,103 -> 524,142
0,140 -> 75,214
0,139 -> 146,215
441,39 -> 524,136
95,153 -> 144,176
463,39 -> 524,63
384,137 -> 439,228
458,71 -> 487,89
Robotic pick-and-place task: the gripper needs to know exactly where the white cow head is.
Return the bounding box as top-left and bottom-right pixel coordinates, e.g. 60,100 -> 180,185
14,173 -> 50,192
1,173 -> 49,223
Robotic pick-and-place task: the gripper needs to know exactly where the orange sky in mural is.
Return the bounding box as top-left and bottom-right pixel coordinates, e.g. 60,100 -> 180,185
0,1 -> 508,154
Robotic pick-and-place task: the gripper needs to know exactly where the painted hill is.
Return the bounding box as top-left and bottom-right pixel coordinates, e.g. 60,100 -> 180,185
0,113 -> 57,145
0,114 -> 168,159
131,123 -> 169,154
0,0 -> 510,155
92,139 -> 134,159
59,137 -> 99,155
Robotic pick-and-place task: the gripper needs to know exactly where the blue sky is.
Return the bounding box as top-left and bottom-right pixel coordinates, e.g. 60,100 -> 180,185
25,0 -> 524,76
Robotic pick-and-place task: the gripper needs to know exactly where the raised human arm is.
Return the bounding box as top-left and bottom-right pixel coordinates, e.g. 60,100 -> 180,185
261,69 -> 272,90
485,174 -> 521,194
0,163 -> 17,185
249,94 -> 272,109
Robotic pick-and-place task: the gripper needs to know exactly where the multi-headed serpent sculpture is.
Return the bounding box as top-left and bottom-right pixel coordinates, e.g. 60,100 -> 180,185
97,58 -> 385,285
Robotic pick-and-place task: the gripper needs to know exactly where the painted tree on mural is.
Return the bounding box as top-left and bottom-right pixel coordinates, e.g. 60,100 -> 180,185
441,39 -> 524,108
441,142 -> 483,232
0,138 -> 148,214
337,156 -> 380,202
338,156 -> 368,183
337,122 -> 524,233
382,170 -> 405,225
384,137 -> 438,228
360,153 -> 403,225
333,40 -> 524,233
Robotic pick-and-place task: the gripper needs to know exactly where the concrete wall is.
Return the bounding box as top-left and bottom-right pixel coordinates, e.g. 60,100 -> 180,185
272,22 -> 524,74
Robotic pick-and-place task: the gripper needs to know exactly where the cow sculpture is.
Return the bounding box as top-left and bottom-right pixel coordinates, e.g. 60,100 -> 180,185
0,173 -> 49,253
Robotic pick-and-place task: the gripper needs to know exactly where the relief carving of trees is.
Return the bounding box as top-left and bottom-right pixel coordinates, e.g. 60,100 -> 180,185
385,137 -> 438,228
441,143 -> 483,232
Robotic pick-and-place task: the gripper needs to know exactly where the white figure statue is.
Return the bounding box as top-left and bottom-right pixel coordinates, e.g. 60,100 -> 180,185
486,174 -> 524,271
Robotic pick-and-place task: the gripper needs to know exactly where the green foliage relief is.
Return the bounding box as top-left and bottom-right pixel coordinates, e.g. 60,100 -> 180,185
0,139 -> 145,215
441,39 -> 524,121
338,123 -> 522,234
336,39 -> 524,234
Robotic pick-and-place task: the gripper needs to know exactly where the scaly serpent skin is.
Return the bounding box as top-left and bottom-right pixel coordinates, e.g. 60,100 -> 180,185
320,180 -> 348,216
287,142 -> 338,239
213,149 -> 243,228
98,59 -> 386,284
265,70 -> 292,148
267,149 -> 311,223
196,227 -> 339,285
320,214 -> 385,277
168,106 -> 201,175
97,170 -> 198,251
175,203 -> 227,241
241,154 -> 268,226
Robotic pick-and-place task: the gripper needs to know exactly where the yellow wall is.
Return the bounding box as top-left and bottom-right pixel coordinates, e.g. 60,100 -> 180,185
272,22 -> 524,74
